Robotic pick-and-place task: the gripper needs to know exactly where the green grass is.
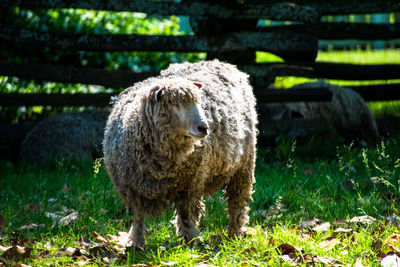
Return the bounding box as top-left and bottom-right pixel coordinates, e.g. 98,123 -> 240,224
1,136 -> 400,266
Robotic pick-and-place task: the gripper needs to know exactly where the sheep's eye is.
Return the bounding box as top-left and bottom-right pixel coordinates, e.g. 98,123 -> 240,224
155,89 -> 163,102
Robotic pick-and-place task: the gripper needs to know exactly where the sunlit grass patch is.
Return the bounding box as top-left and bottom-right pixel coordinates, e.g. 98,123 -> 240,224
1,136 -> 400,265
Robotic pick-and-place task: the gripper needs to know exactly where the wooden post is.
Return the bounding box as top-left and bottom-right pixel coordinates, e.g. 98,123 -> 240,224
190,16 -> 258,65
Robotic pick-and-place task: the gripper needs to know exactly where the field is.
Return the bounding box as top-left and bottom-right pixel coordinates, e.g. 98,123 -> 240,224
1,136 -> 400,266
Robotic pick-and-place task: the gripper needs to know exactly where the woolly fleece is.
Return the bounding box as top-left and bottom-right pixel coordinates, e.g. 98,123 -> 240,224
103,60 -> 257,246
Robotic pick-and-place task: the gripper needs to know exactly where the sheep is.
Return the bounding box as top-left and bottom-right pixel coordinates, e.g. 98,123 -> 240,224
103,60 -> 258,248
20,109 -> 109,164
257,81 -> 379,143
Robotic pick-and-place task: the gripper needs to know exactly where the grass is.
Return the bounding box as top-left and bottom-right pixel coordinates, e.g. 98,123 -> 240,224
1,136 -> 400,266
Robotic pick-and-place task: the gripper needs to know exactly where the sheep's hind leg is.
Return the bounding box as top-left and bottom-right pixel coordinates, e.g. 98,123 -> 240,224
174,193 -> 201,243
127,213 -> 145,248
225,164 -> 255,238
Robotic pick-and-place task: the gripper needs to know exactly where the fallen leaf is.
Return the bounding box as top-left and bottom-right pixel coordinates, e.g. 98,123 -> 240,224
332,228 -> 354,238
45,212 -> 61,220
381,253 -> 400,267
304,254 -> 344,266
18,223 -> 45,230
58,212 -> 79,226
276,243 -> 302,255
312,222 -> 331,232
385,243 -> 400,254
0,245 -> 11,252
387,233 -> 400,245
93,231 -> 108,244
281,253 -> 301,265
2,245 -> 32,261
17,239 -> 37,247
354,257 -> 367,267
319,237 -> 340,250
347,215 -> 377,225
298,218 -> 320,229
243,227 -> 259,236
317,256 -> 345,266
106,231 -> 132,249
159,261 -> 178,266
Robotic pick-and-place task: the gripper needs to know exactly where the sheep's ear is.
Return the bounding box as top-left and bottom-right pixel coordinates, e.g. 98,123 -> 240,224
148,85 -> 162,102
155,88 -> 163,102
193,82 -> 203,89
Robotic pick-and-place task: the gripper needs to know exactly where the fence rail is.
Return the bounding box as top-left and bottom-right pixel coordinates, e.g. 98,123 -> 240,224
0,88 -> 334,107
1,0 -> 399,161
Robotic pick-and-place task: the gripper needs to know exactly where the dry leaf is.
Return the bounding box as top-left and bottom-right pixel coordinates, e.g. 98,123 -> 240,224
243,227 -> 259,236
0,245 -> 11,252
381,253 -> 400,267
106,231 -> 132,249
18,223 -> 45,231
45,212 -> 61,220
385,243 -> 400,254
58,212 -> 79,226
93,231 -> 108,244
2,245 -> 32,261
317,256 -> 345,266
276,243 -> 301,255
281,253 -> 301,265
304,254 -> 344,266
312,222 -> 331,232
319,237 -> 340,250
387,233 -> 400,244
298,218 -> 320,229
354,257 -> 367,267
159,261 -> 178,266
332,228 -> 354,238
347,215 -> 377,225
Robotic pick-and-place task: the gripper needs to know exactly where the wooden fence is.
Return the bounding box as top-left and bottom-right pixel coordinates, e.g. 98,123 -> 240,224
0,0 -> 400,159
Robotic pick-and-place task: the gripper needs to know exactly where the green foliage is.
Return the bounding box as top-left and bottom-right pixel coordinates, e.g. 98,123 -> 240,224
0,7 -> 205,122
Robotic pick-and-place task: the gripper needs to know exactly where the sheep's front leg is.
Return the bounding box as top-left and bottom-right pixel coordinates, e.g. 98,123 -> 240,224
174,193 -> 201,243
225,165 -> 255,237
127,213 -> 145,248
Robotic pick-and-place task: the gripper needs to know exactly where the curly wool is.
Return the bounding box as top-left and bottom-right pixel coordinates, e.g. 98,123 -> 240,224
103,60 -> 258,225
20,109 -> 109,164
257,81 -> 379,143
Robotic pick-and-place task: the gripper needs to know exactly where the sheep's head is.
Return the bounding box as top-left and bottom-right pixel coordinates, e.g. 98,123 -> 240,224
146,78 -> 209,143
